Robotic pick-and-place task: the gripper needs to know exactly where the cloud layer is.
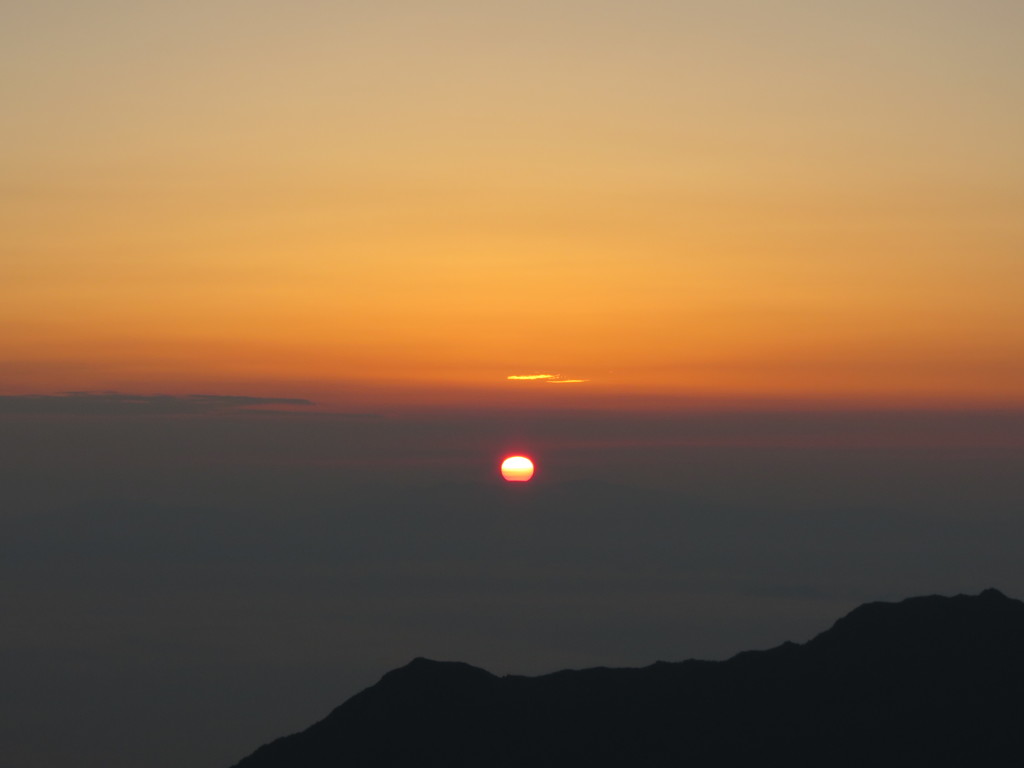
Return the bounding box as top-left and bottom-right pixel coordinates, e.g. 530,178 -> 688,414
0,392 -> 315,415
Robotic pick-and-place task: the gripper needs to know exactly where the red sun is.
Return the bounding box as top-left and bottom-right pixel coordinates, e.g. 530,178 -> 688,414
500,455 -> 535,482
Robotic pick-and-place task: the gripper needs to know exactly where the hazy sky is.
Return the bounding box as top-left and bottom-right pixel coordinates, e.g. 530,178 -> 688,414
4,0 -> 1023,405
3,3 -> 1024,767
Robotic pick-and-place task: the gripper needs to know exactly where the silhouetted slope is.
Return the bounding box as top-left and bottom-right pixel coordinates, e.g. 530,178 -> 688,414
230,589 -> 1024,767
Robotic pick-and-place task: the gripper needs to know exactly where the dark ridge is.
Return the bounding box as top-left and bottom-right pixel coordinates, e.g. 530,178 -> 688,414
230,590 -> 1024,767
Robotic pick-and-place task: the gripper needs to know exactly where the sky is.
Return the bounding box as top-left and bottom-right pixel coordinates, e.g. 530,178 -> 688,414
2,2 -> 1023,767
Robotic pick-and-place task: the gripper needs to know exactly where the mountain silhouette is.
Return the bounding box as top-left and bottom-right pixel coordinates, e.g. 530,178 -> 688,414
230,589 -> 1024,767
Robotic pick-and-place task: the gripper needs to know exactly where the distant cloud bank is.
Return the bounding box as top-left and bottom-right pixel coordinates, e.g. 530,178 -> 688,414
0,392 -> 315,415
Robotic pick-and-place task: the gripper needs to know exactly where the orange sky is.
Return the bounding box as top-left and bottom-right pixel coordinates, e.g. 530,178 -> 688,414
4,2 -> 1023,410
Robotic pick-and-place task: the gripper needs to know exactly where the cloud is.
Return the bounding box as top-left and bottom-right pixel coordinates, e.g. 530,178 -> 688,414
0,392 -> 315,415
507,374 -> 588,384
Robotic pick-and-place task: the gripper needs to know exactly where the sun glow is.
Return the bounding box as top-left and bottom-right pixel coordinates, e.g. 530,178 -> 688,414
500,455 -> 535,482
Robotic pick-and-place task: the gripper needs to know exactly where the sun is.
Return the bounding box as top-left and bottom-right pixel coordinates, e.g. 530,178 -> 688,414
500,455 -> 535,482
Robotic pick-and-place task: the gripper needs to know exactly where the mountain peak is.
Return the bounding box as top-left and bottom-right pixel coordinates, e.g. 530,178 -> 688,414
379,657 -> 496,687
980,586 -> 1009,600
231,589 -> 1024,767
806,589 -> 1024,658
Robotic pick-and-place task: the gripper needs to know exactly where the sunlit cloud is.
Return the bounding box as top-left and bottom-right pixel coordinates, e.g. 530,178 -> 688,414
507,374 -> 588,384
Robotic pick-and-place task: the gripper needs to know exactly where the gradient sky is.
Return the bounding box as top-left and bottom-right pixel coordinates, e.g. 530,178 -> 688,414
3,3 -> 1024,768
4,0 -> 1023,407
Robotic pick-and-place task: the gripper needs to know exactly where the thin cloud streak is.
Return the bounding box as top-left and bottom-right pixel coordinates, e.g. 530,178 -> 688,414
508,374 -> 588,384
0,392 -> 315,415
